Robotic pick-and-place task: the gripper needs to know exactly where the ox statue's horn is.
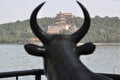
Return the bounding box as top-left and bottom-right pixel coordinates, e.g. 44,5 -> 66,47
30,1 -> 90,45
30,2 -> 51,45
71,1 -> 91,43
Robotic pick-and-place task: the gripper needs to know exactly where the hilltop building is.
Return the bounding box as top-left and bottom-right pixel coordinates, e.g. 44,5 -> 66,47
47,12 -> 77,34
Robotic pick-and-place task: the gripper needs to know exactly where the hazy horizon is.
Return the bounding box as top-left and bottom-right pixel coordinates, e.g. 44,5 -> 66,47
0,0 -> 120,24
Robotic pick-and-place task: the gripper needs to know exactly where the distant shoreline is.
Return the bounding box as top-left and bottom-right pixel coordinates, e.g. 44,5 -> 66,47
78,43 -> 120,46
95,43 -> 120,46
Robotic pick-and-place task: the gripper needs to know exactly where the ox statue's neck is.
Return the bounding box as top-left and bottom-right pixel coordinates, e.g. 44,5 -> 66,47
45,40 -> 93,80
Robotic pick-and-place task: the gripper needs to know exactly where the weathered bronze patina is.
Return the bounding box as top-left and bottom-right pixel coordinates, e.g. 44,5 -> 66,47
24,1 -> 113,80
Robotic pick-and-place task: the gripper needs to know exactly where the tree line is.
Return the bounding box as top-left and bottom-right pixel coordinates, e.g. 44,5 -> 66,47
0,16 -> 120,43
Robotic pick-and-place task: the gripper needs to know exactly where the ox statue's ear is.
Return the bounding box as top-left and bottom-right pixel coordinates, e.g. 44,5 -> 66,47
24,44 -> 46,57
77,42 -> 96,56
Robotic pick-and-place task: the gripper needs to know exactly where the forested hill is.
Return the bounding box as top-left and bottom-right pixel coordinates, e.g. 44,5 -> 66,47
0,16 -> 120,43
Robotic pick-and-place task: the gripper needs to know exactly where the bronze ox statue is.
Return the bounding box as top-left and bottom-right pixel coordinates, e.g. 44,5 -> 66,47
24,1 -> 113,80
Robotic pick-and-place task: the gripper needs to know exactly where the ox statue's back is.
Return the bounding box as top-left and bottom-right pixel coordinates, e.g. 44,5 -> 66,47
24,1 -> 113,80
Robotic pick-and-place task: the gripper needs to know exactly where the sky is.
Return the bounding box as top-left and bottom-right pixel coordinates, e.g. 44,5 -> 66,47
0,0 -> 120,24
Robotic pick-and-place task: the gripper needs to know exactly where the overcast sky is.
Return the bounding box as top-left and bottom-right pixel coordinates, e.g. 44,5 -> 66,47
0,0 -> 120,24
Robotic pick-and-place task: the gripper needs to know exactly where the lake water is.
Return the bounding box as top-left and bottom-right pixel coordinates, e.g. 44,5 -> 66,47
0,44 -> 120,80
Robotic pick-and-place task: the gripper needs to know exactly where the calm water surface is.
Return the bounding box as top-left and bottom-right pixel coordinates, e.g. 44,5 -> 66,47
0,44 -> 120,80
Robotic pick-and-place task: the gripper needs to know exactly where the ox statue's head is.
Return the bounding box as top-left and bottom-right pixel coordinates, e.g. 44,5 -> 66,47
24,1 -> 112,80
